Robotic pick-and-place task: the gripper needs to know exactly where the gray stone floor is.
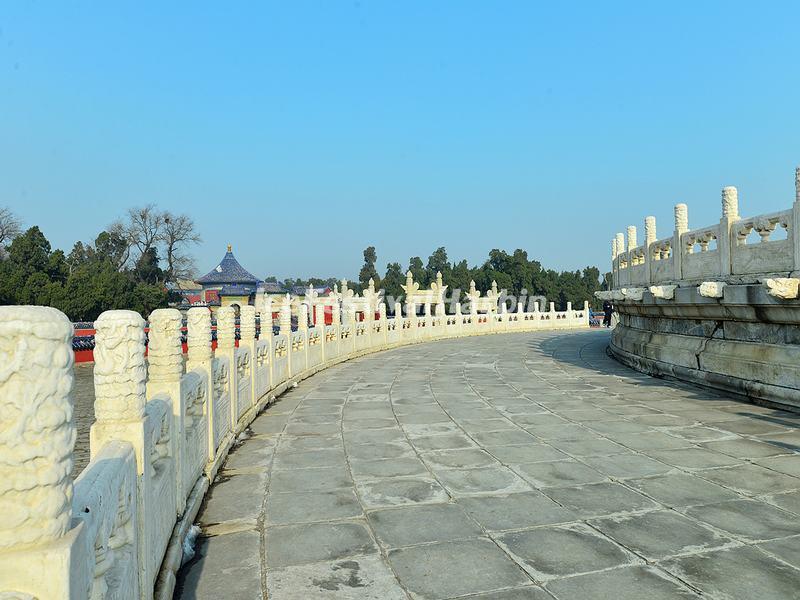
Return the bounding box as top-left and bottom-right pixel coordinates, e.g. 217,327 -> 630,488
175,330 -> 800,599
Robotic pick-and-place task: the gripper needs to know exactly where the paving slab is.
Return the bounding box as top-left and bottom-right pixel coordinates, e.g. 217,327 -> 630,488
367,503 -> 484,548
388,538 -> 531,599
266,554 -> 406,599
545,565 -> 700,599
589,509 -> 734,560
457,492 -> 577,531
175,530 -> 262,599
496,523 -> 641,581
265,522 -> 378,568
661,545 -> 800,600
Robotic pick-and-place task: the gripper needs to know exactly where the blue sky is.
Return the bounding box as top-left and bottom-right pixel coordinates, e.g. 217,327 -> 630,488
1,2 -> 798,280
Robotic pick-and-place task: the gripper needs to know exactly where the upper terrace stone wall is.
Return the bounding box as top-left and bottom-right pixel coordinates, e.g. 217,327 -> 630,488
598,167 -> 800,411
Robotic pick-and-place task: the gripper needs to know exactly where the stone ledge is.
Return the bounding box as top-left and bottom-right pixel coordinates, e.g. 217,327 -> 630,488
610,324 -> 800,412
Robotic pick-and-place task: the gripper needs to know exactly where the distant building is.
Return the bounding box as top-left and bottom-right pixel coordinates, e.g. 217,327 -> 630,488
195,245 -> 260,315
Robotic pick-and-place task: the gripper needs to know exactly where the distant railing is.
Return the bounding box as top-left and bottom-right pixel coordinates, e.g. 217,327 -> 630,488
0,292 -> 589,600
606,167 -> 800,289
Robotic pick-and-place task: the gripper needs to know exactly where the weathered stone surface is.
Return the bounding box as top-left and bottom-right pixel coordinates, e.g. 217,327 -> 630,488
662,545 -> 800,600
178,330 -> 800,599
496,523 -> 640,581
387,538 -> 530,599
266,554 -> 407,600
590,510 -> 734,560
545,565 -> 699,599
367,504 -> 483,548
265,522 -> 377,568
175,530 -> 261,599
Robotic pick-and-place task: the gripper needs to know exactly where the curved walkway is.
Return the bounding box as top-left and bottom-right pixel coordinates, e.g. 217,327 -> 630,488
176,330 -> 800,600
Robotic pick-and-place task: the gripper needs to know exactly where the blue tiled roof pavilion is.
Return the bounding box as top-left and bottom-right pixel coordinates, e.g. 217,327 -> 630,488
196,245 -> 260,286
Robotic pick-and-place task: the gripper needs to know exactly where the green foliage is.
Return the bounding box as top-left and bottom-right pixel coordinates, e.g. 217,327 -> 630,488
0,226 -> 168,321
358,246 -> 380,290
383,246 -> 602,310
381,262 -> 405,305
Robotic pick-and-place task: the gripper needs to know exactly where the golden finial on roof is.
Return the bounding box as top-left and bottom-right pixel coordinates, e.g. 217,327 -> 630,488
227,244 -> 232,252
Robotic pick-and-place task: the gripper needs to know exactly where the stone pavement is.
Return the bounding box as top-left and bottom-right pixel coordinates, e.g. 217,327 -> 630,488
175,329 -> 800,600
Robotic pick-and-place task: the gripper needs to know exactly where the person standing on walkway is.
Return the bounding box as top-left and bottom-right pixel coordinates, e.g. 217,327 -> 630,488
602,300 -> 614,328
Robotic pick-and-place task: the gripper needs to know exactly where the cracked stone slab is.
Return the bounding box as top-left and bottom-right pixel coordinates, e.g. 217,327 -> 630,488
265,489 -> 363,525
175,530 -> 262,599
512,459 -> 608,488
589,509 -> 735,560
435,466 -> 533,496
544,481 -> 659,518
458,491 -> 577,531
388,538 -> 530,599
496,522 -> 642,582
661,545 -> 800,600
367,503 -> 484,548
266,554 -> 407,600
683,499 -> 800,542
265,521 -> 378,568
356,476 -> 450,508
198,472 -> 268,525
625,473 -> 739,508
420,448 -> 501,470
545,565 -> 700,599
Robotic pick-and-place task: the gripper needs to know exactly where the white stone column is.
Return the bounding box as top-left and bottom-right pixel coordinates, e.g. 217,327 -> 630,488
0,307 -> 80,600
393,301 -> 403,333
674,203 -> 688,280
146,308 -> 186,513
298,303 -> 309,332
645,216 -> 656,284
216,306 -> 238,430
240,305 -> 257,411
0,306 -> 75,549
187,307 -> 215,462
279,295 -> 292,337
719,186 -> 739,277
615,232 -> 626,287
793,167 -> 800,272
91,309 -> 151,594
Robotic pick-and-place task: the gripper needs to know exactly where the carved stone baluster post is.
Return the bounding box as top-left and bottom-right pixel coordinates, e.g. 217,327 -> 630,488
0,307 -> 78,599
645,216 -> 656,284
406,300 -> 417,338
674,203 -> 689,280
92,309 -> 151,591
298,303 -> 309,332
186,307 -> 215,462
378,302 -> 387,346
793,167 -> 800,271
147,308 -> 186,513
614,232 -> 625,287
279,295 -> 292,336
240,305 -> 257,411
394,301 -> 403,333
720,186 -> 739,277
216,306 -> 238,432
423,302 -> 432,335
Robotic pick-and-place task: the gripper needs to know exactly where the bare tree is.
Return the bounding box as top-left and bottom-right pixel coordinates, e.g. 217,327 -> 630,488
0,207 -> 22,247
160,212 -> 201,281
126,204 -> 165,259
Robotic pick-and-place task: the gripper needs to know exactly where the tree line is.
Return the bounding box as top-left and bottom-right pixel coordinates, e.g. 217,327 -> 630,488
0,205 -> 200,321
358,246 -> 605,310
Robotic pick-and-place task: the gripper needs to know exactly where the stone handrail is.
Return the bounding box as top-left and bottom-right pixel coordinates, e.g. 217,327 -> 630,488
604,167 -> 800,293
596,166 -> 800,411
0,296 -> 589,600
